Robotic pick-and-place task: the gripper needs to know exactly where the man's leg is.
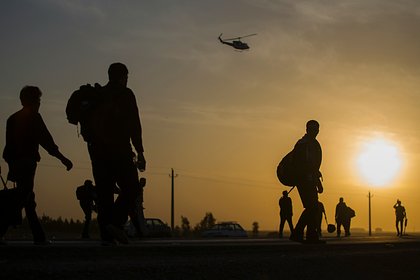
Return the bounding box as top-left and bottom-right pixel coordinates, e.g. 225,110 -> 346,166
81,203 -> 92,238
24,192 -> 46,242
114,159 -> 139,229
344,219 -> 351,236
337,220 -> 342,237
279,216 -> 286,237
100,158 -> 138,244
16,161 -> 46,243
286,216 -> 294,235
398,220 -> 403,236
297,182 -> 319,241
91,160 -> 116,243
292,209 -> 307,241
305,203 -> 319,240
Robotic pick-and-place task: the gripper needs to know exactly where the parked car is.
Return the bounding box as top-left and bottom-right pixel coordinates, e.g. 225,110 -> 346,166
202,222 -> 248,238
125,218 -> 172,238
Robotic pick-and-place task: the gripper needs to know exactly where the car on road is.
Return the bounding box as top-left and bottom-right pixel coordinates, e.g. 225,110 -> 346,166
125,218 -> 172,238
202,222 -> 248,238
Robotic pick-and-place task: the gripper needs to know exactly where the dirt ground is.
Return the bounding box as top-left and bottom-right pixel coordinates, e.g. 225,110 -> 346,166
1,236 -> 419,280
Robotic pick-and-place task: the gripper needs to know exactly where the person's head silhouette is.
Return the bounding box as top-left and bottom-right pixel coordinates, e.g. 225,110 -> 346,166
108,62 -> 128,86
20,86 -> 42,112
306,120 -> 319,139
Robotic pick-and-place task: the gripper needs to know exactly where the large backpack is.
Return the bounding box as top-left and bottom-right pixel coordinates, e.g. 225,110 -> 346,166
276,150 -> 298,187
347,207 -> 356,218
66,83 -> 101,142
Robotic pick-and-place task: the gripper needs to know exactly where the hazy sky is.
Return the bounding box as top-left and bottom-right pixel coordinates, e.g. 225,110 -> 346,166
1,0 -> 419,232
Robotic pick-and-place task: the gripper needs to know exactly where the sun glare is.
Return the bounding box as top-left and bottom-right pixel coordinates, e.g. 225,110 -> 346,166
356,138 -> 402,187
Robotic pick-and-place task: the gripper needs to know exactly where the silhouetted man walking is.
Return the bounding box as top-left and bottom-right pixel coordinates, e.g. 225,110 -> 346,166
76,179 -> 97,238
87,63 -> 146,245
290,120 -> 324,243
279,190 -> 294,238
1,86 -> 73,244
393,199 -> 406,236
335,197 -> 351,237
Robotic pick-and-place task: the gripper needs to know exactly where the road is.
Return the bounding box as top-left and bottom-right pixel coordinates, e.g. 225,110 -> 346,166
1,234 -> 419,280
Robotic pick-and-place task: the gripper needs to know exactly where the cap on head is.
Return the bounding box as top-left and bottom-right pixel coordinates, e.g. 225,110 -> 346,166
20,86 -> 42,107
108,62 -> 128,81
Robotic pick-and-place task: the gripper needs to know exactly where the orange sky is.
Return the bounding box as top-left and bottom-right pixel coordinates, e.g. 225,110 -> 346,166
1,1 -> 419,232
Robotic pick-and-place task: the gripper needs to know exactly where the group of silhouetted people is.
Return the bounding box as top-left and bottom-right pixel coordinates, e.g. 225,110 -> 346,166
0,68 -> 410,245
277,121 -> 407,242
0,63 -> 147,245
279,194 -> 349,240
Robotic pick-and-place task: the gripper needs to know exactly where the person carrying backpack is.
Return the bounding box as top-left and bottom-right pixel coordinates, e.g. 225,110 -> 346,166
335,197 -> 354,237
84,63 -> 146,245
289,120 -> 324,244
76,179 -> 97,239
278,190 -> 294,238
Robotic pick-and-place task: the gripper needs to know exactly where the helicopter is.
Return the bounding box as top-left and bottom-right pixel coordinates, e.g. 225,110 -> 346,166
218,33 -> 257,50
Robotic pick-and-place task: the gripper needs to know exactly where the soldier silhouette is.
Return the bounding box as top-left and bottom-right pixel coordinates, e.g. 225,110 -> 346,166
289,120 -> 324,244
278,190 -> 294,238
76,180 -> 97,238
84,63 -> 146,245
393,199 -> 406,237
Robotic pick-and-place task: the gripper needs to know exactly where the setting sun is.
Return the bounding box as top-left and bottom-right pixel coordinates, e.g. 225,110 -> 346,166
356,138 -> 402,187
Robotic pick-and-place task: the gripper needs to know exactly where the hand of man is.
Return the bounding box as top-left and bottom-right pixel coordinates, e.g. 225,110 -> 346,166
317,179 -> 323,194
61,157 -> 73,171
136,153 -> 146,172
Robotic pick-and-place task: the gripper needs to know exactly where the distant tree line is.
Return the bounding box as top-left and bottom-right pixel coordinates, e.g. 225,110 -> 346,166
4,212 -> 259,239
4,214 -> 100,239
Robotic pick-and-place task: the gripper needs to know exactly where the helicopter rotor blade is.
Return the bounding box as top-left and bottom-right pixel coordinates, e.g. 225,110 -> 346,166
238,33 -> 257,39
222,33 -> 257,41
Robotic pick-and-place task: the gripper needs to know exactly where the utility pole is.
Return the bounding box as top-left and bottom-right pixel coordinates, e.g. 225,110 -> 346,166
169,168 -> 178,231
368,191 -> 373,236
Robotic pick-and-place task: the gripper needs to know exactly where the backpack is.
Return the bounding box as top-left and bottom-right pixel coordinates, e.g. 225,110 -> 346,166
347,207 -> 356,218
76,186 -> 94,201
66,83 -> 101,142
276,150 -> 298,187
75,186 -> 86,200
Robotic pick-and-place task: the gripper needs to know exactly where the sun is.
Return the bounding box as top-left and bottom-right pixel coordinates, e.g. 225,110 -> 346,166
356,138 -> 402,187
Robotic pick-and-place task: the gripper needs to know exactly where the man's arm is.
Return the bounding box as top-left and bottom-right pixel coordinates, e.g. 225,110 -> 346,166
38,114 -> 73,170
127,91 -> 146,171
